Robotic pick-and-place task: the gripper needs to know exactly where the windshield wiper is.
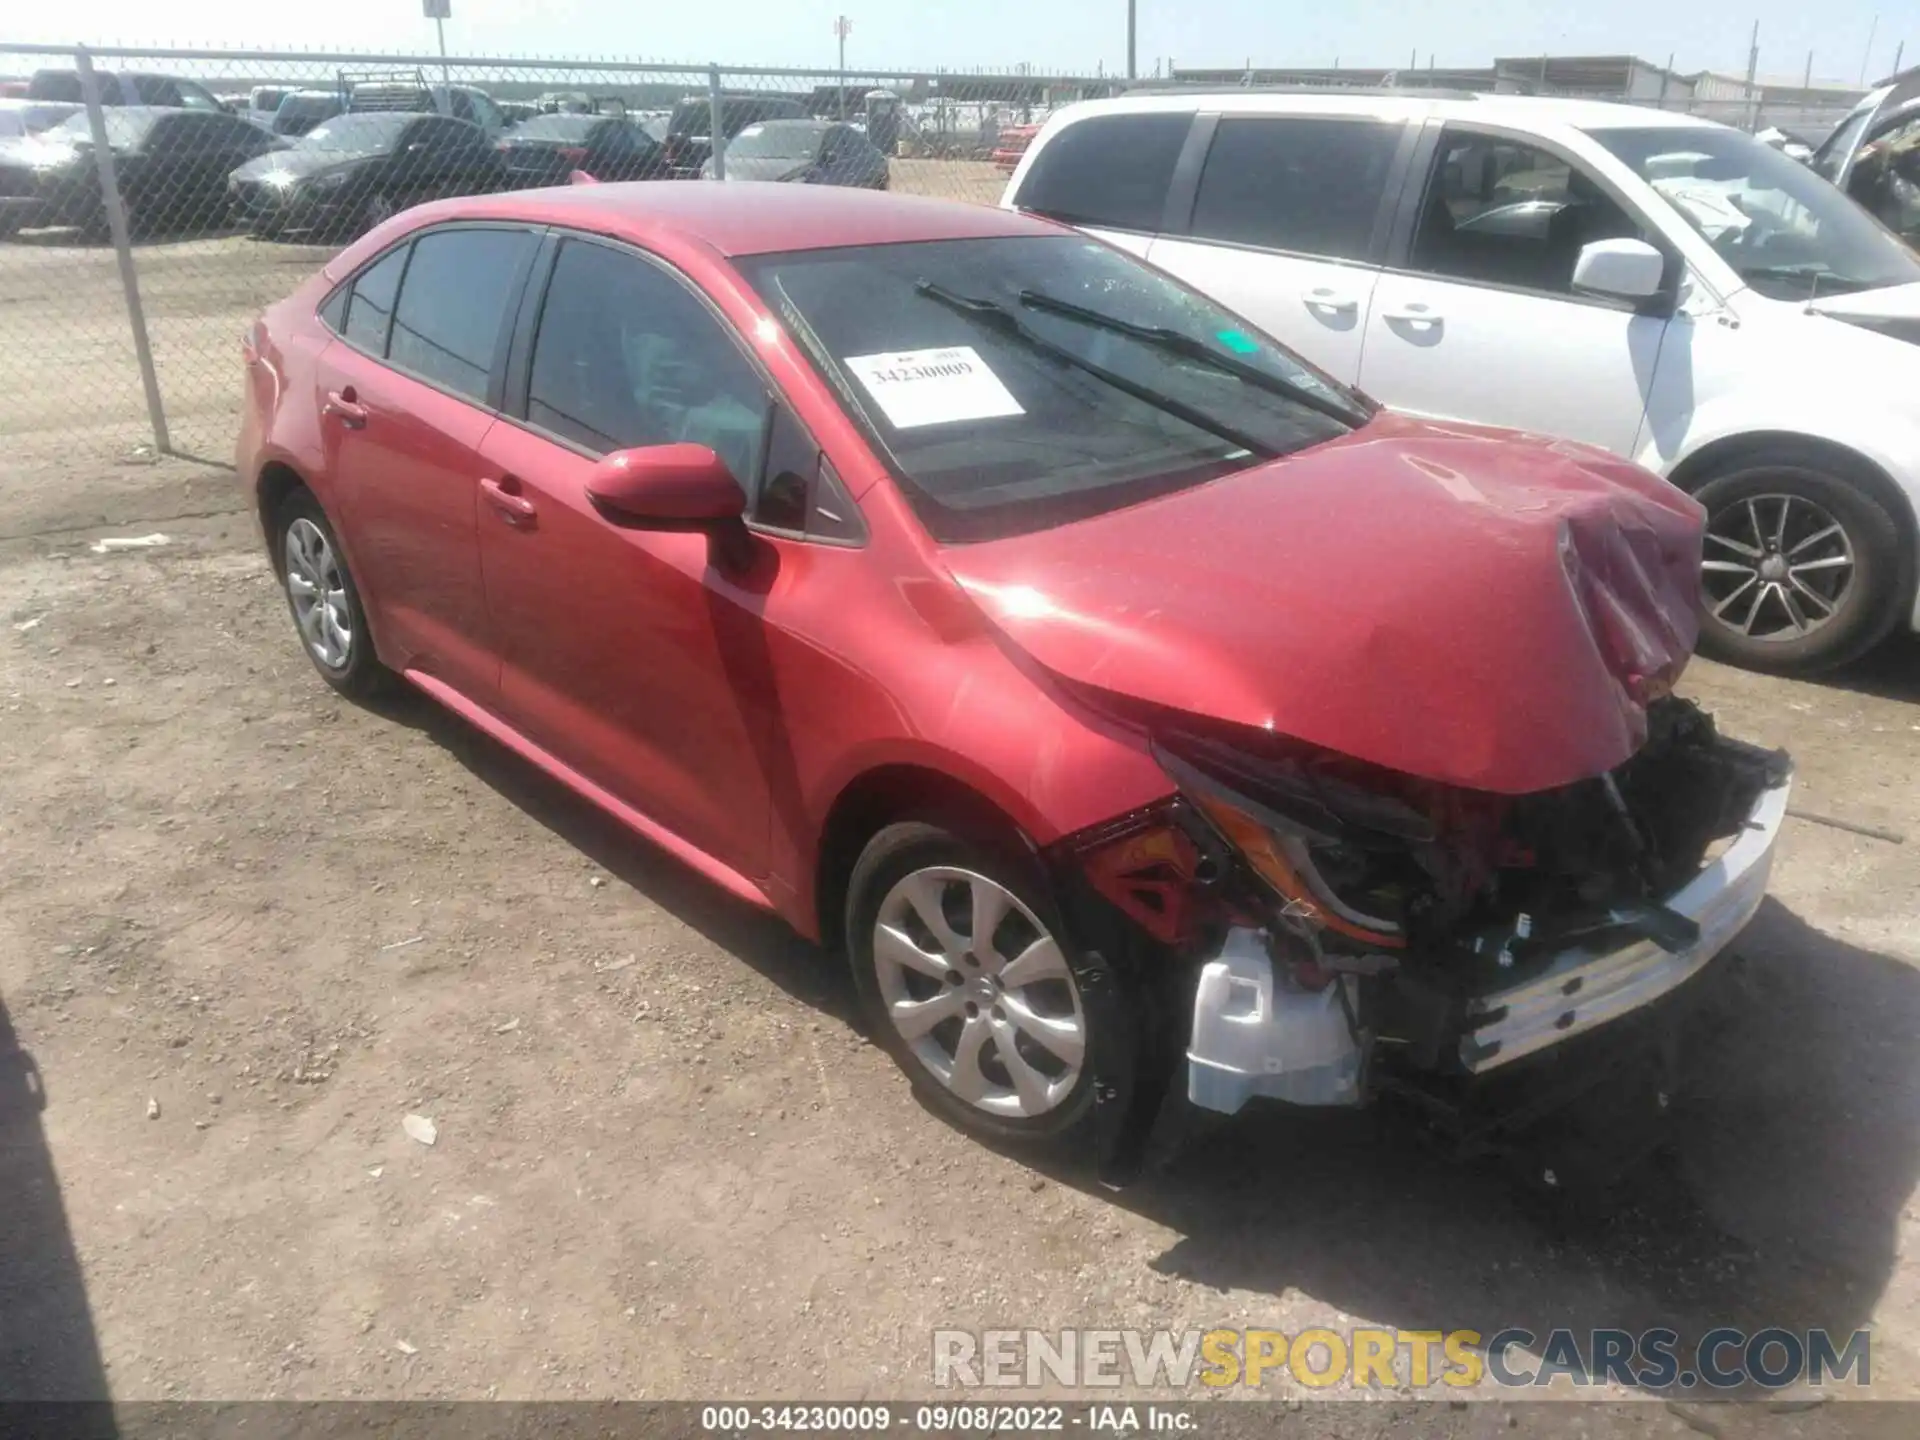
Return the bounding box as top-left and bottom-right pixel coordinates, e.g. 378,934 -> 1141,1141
1016,288 -> 1372,427
913,281 -> 1278,460
1735,265 -> 1873,296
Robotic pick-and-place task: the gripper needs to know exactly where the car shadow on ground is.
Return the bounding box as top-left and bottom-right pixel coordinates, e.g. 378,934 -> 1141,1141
1820,631 -> 1920,706
366,687 -> 1918,1394
0,995 -> 113,1411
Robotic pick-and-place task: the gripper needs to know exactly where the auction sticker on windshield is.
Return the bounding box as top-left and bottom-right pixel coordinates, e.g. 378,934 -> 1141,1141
844,346 -> 1025,429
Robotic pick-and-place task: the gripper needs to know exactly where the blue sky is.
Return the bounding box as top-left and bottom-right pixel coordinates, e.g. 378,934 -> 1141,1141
9,1 -> 1913,84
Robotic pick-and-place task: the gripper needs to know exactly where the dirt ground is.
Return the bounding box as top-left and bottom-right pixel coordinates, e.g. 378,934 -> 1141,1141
1,442 -> 1918,1435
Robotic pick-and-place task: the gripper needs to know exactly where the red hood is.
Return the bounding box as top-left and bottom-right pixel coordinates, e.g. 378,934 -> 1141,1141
944,413 -> 1704,796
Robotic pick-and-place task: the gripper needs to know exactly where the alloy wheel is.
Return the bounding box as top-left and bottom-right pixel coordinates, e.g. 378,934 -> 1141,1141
1701,492 -> 1856,642
870,866 -> 1085,1120
284,517 -> 353,670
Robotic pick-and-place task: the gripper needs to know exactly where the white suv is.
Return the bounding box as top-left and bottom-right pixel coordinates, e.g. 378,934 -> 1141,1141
1003,90 -> 1920,673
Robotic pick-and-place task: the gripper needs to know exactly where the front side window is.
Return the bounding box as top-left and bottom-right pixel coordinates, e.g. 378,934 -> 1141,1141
1410,130 -> 1645,295
526,239 -> 769,490
1189,116 -> 1402,262
1590,124 -> 1920,300
741,233 -> 1359,543
1012,112 -> 1190,233
176,81 -> 224,112
341,244 -> 409,352
388,228 -> 536,401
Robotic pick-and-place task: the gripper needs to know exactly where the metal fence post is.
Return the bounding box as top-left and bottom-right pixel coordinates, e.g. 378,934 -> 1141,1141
76,46 -> 170,456
708,64 -> 727,180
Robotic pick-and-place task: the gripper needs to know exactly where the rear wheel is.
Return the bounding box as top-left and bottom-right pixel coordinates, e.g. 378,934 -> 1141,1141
1693,460 -> 1909,674
274,490 -> 387,699
847,821 -> 1096,1144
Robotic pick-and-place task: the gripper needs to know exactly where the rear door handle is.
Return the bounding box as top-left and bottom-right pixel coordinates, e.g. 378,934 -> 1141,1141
1302,287 -> 1359,314
322,389 -> 368,428
480,474 -> 537,527
1382,304 -> 1443,328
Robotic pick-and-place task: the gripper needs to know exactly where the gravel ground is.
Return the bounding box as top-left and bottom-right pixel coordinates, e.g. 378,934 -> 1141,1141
0,449 -> 1917,1435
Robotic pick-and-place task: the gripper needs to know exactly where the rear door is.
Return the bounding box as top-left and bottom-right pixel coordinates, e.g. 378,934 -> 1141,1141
1009,110 -> 1193,259
313,224 -> 540,703
1356,125 -> 1671,454
1146,113 -> 1411,384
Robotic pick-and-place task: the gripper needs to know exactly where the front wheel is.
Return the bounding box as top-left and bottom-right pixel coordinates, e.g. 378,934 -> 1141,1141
1693,461 -> 1910,674
846,822 -> 1097,1144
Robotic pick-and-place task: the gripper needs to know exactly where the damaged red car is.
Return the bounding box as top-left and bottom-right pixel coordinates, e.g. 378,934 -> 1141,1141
238,184 -> 1792,1178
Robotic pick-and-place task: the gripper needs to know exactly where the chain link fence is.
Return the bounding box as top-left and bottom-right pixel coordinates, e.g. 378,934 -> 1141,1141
0,41 -> 1870,474
0,43 -> 1121,468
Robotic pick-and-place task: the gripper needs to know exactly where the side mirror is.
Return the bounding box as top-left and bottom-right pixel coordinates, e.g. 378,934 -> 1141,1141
586,443 -> 746,527
1571,237 -> 1667,304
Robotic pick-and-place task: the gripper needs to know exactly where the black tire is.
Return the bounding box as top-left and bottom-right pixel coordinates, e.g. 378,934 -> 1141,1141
272,489 -> 389,700
846,819 -> 1099,1146
1692,458 -> 1911,675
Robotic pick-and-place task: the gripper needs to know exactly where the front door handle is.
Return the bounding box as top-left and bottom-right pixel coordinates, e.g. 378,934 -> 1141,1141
322,388 -> 368,428
1302,287 -> 1359,315
480,474 -> 537,527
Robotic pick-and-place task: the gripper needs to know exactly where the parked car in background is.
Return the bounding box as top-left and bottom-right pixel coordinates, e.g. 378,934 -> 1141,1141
25,68 -> 226,112
991,122 -> 1039,171
346,78 -> 508,137
1007,91 -> 1920,673
230,111 -> 503,239
0,81 -> 26,99
658,93 -> 806,178
0,98 -> 81,139
271,90 -> 345,137
1812,67 -> 1920,247
495,113 -> 664,188
237,183 -> 1789,1179
701,119 -> 887,188
0,106 -> 277,237
498,100 -> 541,126
241,85 -> 293,129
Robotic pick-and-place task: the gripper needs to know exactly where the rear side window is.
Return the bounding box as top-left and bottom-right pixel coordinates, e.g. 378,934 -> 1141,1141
341,245 -> 408,351
1189,117 -> 1401,262
1013,112 -> 1190,232
388,229 -> 537,400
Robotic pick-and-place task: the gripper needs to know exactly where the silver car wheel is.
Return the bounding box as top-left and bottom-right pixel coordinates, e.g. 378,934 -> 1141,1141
1702,492 -> 1857,642
284,517 -> 353,671
871,866 -> 1085,1120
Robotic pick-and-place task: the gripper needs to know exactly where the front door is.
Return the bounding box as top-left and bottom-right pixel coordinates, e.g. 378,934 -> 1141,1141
476,235 -> 777,875
1356,127 -> 1671,455
1147,113 -> 1407,385
315,224 -> 539,702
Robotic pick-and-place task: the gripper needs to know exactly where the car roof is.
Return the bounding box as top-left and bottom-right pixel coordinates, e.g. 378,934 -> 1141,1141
428,182 -> 1059,258
1052,88 -> 1730,136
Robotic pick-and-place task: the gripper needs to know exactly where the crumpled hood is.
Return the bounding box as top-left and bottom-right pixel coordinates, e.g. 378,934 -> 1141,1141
944,413 -> 1704,796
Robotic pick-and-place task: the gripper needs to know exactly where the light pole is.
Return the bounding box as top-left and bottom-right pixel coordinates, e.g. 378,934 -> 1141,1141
1127,0 -> 1137,80
835,15 -> 853,118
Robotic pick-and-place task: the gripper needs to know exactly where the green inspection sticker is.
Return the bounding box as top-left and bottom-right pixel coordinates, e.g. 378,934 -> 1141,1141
1215,328 -> 1261,355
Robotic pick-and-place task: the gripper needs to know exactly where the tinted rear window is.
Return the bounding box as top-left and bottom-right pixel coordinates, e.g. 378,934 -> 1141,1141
1013,112 -> 1190,233
388,228 -> 536,402
1188,117 -> 1402,262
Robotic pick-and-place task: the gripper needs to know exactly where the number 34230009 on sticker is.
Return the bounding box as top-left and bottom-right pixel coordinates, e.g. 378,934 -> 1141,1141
843,345 -> 1025,429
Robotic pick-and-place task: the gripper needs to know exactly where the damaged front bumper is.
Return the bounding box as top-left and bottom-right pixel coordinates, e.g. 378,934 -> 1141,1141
1459,779 -> 1789,1072
1184,775 -> 1791,1116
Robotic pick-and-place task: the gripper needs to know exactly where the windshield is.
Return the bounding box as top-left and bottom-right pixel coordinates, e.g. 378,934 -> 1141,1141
668,98 -> 800,138
54,109 -> 152,147
741,234 -> 1358,542
729,122 -> 827,159
1590,124 -> 1920,299
508,114 -> 599,141
298,113 -> 408,155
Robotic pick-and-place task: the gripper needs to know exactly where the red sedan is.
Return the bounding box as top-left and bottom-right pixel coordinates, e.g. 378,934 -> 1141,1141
239,183 -> 1790,1181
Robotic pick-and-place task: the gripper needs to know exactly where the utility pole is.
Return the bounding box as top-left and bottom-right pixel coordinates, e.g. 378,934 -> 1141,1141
835,15 -> 852,118
1896,41 -> 1907,75
1743,20 -> 1761,131
1861,13 -> 1879,85
1804,51 -> 1814,89
1127,0 -> 1137,80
